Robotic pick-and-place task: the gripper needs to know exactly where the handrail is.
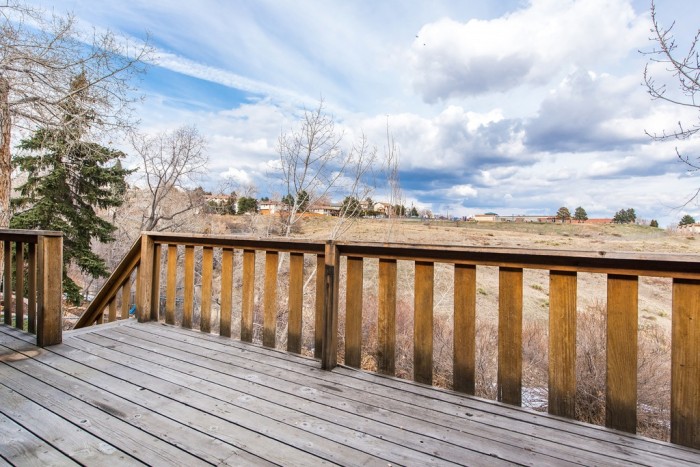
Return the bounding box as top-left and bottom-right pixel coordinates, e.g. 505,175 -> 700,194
75,236 -> 142,328
0,229 -> 63,346
76,232 -> 700,449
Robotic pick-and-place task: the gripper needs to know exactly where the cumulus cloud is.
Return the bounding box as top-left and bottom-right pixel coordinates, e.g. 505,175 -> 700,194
446,184 -> 478,198
409,0 -> 647,101
525,69 -> 649,152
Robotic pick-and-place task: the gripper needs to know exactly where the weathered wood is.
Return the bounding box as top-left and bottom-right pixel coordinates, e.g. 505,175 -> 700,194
0,382 -> 130,465
453,264 -> 476,394
27,242 -> 36,333
335,240 -> 700,279
0,412 -> 78,466
378,258 -> 397,375
108,298 -> 117,323
263,251 -> 279,348
345,256 -> 363,368
182,245 -> 195,329
110,322 -> 700,466
200,247 -> 213,333
75,236 -> 141,328
165,245 -> 177,325
549,270 -> 577,418
150,243 -> 162,321
3,240 -> 11,325
36,235 -> 62,347
148,232 -> 324,254
671,279 -> 700,449
314,253 -> 324,359
121,280 -> 130,319
606,274 -> 638,434
137,234 -> 155,323
241,249 -> 255,342
414,261 -> 434,385
15,241 -> 23,330
322,242 -> 339,370
220,248 -> 233,337
288,252 -> 304,354
498,267 -> 523,406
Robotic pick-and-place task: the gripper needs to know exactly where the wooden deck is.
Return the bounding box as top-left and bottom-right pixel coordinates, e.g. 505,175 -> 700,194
0,322 -> 698,466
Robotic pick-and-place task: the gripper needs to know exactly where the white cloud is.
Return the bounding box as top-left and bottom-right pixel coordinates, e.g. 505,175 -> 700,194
409,0 -> 648,101
446,184 -> 478,198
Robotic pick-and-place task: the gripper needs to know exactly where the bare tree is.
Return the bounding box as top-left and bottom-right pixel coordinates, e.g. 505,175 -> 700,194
329,133 -> 377,239
643,1 -> 700,170
277,99 -> 352,236
0,1 -> 150,227
383,120 -> 402,241
131,125 -> 208,231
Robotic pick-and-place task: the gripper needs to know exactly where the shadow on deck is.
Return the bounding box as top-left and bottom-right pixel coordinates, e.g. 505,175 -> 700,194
1,321 -> 697,466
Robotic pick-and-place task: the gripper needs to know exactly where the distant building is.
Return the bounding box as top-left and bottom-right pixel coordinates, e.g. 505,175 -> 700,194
259,200 -> 286,216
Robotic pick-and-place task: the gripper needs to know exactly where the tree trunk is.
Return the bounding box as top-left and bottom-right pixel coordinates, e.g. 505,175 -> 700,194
0,76 -> 11,229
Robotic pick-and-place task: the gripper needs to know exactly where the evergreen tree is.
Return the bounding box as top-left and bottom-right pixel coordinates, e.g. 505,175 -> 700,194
11,74 -> 132,303
340,196 -> 362,217
237,196 -> 258,214
649,219 -> 659,228
574,206 -> 588,221
613,208 -> 637,224
679,214 -> 696,226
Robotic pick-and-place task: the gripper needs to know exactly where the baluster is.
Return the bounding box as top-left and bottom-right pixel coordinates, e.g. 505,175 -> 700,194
498,267 -> 523,406
345,256 -> 363,367
200,246 -> 213,333
263,251 -> 279,348
414,261 -> 434,385
219,248 -> 233,337
165,245 -> 177,325
454,264 -> 476,394
549,270 -> 577,418
241,249 -> 255,342
606,274 -> 638,433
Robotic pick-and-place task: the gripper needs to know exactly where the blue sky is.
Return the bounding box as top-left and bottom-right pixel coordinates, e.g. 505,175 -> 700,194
32,0 -> 700,227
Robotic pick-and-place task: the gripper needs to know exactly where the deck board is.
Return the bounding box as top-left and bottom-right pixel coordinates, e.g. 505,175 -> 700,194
0,322 -> 698,466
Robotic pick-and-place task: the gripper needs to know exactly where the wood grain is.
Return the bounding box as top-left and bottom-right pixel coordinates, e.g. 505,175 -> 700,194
263,251 -> 279,348
344,256 -> 363,368
200,247 -> 213,333
219,248 -> 233,338
548,270 -> 577,418
37,235 -> 62,346
671,278 -> 700,449
150,243 -> 162,321
165,245 -> 177,325
606,274 -> 638,434
414,261 -> 434,385
453,264 -> 476,394
498,267 -> 523,406
321,243 -> 339,370
241,249 -> 255,342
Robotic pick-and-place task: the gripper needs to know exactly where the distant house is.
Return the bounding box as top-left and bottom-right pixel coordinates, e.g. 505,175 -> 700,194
259,200 -> 286,216
310,204 -> 341,216
581,218 -> 613,225
373,202 -> 392,216
678,222 -> 700,233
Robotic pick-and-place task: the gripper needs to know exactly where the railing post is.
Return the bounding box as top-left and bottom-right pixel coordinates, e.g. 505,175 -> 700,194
321,241 -> 339,370
137,233 -> 155,323
36,234 -> 62,347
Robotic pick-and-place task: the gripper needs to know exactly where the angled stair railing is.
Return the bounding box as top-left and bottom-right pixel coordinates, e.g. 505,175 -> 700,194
75,236 -> 142,328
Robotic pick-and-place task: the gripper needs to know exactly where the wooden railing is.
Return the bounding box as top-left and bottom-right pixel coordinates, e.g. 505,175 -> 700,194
77,233 -> 700,449
0,229 -> 63,346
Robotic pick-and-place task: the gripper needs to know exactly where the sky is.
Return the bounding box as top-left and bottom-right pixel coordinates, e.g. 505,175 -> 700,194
29,0 -> 700,227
